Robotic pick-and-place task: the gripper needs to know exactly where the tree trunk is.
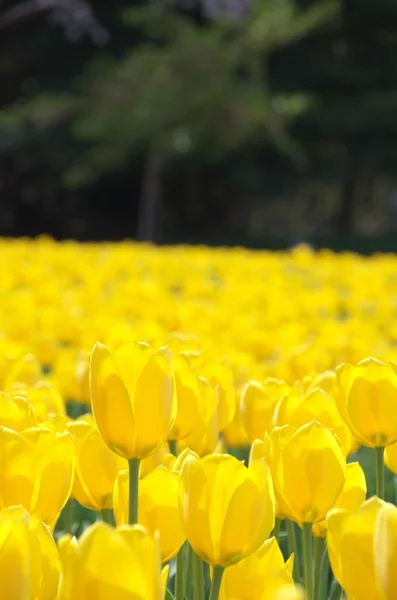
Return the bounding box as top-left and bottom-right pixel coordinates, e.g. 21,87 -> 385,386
137,144 -> 165,243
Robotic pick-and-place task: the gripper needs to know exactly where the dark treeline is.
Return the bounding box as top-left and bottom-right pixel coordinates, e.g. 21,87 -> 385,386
2,0 -> 397,247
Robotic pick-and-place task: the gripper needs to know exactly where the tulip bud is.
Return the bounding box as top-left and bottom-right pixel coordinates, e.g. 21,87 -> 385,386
0,390 -> 36,431
181,377 -> 219,456
58,522 -> 163,600
0,505 -> 60,600
274,387 -> 355,456
168,354 -> 200,441
334,357 -> 397,447
219,537 -> 294,600
241,379 -> 289,443
327,496 -> 388,600
272,421 -> 346,524
179,453 -> 274,567
198,357 -> 235,431
90,341 -> 176,459
0,426 -> 75,524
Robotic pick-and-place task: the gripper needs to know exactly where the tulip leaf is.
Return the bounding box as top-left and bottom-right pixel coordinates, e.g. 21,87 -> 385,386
165,589 -> 175,600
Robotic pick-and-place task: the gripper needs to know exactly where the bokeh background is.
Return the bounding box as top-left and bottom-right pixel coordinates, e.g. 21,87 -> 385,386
2,0 -> 397,250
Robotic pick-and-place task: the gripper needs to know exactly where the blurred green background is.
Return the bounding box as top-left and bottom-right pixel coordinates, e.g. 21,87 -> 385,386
2,0 -> 397,248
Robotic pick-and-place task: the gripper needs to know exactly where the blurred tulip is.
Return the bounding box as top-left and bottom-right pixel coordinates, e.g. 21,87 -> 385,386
334,357 -> 397,447
268,585 -> 305,600
384,440 -> 397,475
273,387 -> 355,456
181,377 -> 219,456
199,357 -> 235,431
179,453 -> 274,567
374,502 -> 397,599
327,496 -> 387,600
222,396 -> 249,448
0,505 -> 60,600
90,341 -> 176,459
272,421 -> 346,524
312,461 -> 367,537
4,353 -> 42,391
0,426 -> 75,524
14,381 -> 66,422
219,536 -> 294,600
114,465 -> 185,562
140,443 -> 176,479
241,379 -> 289,443
257,430 -> 297,521
58,522 -> 163,600
168,353 -> 200,441
0,390 -> 36,431
68,420 -> 126,511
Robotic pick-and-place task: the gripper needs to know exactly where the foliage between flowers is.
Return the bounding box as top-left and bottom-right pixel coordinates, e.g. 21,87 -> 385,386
2,238 -> 397,599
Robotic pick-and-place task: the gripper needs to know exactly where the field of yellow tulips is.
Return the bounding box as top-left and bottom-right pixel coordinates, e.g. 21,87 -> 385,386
2,237 -> 397,599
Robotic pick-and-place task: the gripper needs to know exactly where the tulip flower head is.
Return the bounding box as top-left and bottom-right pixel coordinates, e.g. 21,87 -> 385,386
334,357 -> 397,447
90,341 -> 177,459
179,453 -> 275,567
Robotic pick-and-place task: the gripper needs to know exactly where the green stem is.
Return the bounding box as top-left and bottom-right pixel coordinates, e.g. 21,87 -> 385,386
375,446 -> 385,500
314,536 -> 325,600
273,517 -> 282,543
63,498 -> 73,534
193,552 -> 205,600
185,543 -> 193,598
303,522 -> 314,600
100,509 -> 112,524
169,439 -> 178,457
209,566 -> 225,600
286,519 -> 301,582
128,457 -> 141,525
175,544 -> 184,600
319,540 -> 330,600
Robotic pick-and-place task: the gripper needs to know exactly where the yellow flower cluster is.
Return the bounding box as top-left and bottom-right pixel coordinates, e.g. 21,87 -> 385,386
1,237 -> 397,599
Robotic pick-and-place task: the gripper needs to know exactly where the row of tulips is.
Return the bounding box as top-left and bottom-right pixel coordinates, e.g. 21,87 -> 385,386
2,240 -> 397,599
2,339 -> 397,599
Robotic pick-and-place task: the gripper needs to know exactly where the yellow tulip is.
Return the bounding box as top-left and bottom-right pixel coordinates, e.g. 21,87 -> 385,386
268,585 -> 305,600
4,353 -> 42,391
384,440 -> 397,475
90,341 -> 176,459
241,379 -> 289,443
275,421 -> 346,523
312,461 -> 367,537
15,381 -> 66,422
0,505 -> 60,600
223,397 -> 249,448
0,426 -> 75,524
327,496 -> 387,600
182,377 -> 219,456
68,421 -> 127,511
140,443 -> 176,479
168,353 -> 200,441
374,502 -> 397,599
273,387 -> 355,456
219,536 -> 294,600
179,453 -> 274,567
199,357 -> 235,431
58,522 -> 163,600
334,357 -> 397,447
114,465 -> 185,562
0,390 -> 36,431
258,430 -> 297,521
